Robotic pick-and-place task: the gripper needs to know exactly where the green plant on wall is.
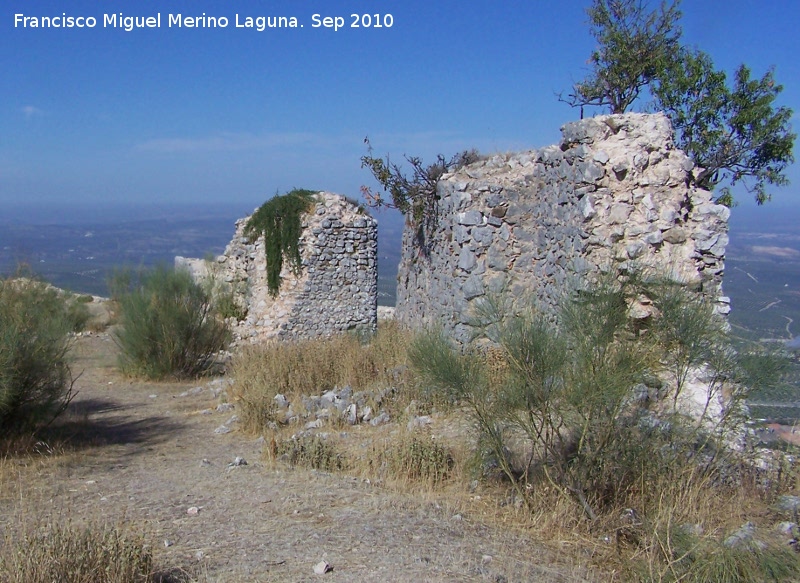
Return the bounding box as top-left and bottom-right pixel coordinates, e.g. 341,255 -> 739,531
360,138 -> 479,257
244,189 -> 318,297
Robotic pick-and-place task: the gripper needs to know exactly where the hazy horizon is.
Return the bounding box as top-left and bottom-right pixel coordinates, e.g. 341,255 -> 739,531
3,1 -> 798,211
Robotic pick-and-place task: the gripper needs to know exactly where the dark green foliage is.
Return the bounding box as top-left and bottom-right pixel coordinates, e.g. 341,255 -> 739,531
64,295 -> 91,333
199,261 -> 248,321
653,50 -> 796,205
360,139 -> 479,255
243,189 -> 317,297
112,266 -> 229,380
647,279 -> 727,405
0,278 -> 75,438
567,1 -> 795,205
212,286 -> 248,321
565,0 -> 682,114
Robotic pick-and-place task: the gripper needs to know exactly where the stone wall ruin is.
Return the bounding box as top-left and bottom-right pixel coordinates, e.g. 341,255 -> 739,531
177,191 -> 378,343
395,113 -> 730,345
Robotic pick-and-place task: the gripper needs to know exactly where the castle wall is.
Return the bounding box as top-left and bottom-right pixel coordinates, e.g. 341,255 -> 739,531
178,192 -> 378,343
395,113 -> 729,344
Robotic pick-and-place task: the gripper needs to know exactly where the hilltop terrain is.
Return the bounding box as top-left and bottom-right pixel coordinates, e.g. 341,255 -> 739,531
0,332 -> 589,582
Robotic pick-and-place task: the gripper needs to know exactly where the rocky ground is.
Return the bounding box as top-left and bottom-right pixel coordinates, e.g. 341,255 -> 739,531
0,334 -> 594,582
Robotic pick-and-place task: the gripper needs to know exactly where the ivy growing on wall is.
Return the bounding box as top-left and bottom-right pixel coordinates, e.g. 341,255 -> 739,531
244,189 -> 318,297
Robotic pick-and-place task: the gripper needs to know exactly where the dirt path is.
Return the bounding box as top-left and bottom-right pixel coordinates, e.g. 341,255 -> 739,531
1,334 -> 593,582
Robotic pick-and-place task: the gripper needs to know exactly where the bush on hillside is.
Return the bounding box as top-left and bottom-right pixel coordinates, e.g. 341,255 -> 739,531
0,278 -> 76,439
411,276 -> 799,578
111,266 -> 229,380
410,276 -> 786,518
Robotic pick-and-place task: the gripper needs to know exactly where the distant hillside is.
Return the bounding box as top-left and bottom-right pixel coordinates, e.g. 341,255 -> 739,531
2,200 -> 799,416
724,204 -> 800,419
0,202 -> 406,307
725,205 -> 800,342
2,201 -> 798,322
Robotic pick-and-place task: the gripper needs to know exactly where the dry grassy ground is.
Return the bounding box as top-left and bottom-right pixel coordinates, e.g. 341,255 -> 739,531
0,334 -> 596,582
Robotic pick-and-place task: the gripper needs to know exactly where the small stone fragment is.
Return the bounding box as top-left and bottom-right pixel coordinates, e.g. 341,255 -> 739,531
407,415 -> 433,431
369,412 -> 390,426
187,506 -> 199,515
345,403 -> 358,425
178,386 -> 205,398
313,560 -> 333,575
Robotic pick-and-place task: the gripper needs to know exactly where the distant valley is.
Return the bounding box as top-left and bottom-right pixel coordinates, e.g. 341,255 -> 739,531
1,201 -> 799,333
2,199 -> 799,415
0,202 -> 405,306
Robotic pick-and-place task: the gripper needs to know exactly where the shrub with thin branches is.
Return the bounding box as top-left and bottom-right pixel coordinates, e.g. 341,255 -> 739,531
410,276 -> 788,518
111,266 -> 229,380
0,277 -> 75,438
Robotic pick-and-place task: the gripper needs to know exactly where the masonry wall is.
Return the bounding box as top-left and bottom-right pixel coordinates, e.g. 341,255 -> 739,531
178,192 -> 378,343
395,113 -> 729,345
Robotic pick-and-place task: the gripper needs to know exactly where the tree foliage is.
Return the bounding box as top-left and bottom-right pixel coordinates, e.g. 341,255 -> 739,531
565,0 -> 682,114
653,50 -> 796,205
568,0 -> 795,205
244,188 -> 317,297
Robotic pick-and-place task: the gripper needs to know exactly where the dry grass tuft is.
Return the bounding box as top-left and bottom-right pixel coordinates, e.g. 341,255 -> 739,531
368,433 -> 455,487
273,434 -> 349,472
231,321 -> 410,434
0,520 -> 154,583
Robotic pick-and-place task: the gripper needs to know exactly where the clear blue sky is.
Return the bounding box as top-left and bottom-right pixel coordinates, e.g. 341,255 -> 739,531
2,0 -> 799,217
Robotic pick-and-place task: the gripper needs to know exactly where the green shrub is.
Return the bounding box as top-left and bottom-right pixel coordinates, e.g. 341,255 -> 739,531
0,278 -> 75,438
112,266 -> 229,380
64,294 -> 91,332
637,524 -> 800,583
211,284 -> 247,321
410,277 -> 787,519
199,257 -> 248,321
